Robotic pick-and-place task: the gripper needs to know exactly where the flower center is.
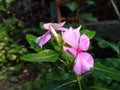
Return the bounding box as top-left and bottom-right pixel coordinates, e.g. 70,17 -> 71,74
76,48 -> 82,53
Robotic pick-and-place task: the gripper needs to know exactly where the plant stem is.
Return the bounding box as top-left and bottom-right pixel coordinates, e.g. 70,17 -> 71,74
77,76 -> 82,90
54,80 -> 77,90
58,58 -> 69,69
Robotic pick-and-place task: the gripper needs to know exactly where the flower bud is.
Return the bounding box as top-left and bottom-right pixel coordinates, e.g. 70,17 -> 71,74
77,25 -> 82,31
50,26 -> 59,38
50,26 -> 61,46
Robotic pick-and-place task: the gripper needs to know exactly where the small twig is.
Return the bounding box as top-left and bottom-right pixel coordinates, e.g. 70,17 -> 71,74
110,0 -> 120,21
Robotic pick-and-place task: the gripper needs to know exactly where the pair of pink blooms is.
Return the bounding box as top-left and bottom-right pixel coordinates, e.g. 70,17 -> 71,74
36,22 -> 94,75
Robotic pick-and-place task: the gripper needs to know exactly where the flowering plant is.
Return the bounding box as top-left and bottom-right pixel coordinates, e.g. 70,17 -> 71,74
21,22 -> 120,90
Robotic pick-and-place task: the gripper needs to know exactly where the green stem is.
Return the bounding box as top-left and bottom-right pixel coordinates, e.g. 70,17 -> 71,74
58,58 -> 69,69
54,80 -> 77,90
77,76 -> 82,90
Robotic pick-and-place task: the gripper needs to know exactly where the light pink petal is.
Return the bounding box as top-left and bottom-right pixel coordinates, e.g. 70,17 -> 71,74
63,46 -> 77,56
80,34 -> 90,51
43,23 -> 52,30
62,28 -> 80,48
57,27 -> 69,31
52,21 -> 66,30
43,22 -> 66,30
73,52 -> 94,75
36,31 -> 51,48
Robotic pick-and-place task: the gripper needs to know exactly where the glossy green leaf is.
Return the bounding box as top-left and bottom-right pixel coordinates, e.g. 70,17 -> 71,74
93,63 -> 120,81
21,50 -> 58,62
96,38 -> 119,54
26,34 -> 41,52
80,29 -> 96,39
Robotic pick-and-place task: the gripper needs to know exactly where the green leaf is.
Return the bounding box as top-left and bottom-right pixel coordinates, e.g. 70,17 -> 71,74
54,80 -> 77,90
43,75 -> 77,90
21,49 -> 58,62
26,34 -> 41,52
0,5 -> 7,11
118,41 -> 120,54
10,77 -> 18,82
86,0 -> 95,5
39,22 -> 44,30
26,34 -> 36,45
0,74 -> 7,80
62,50 -> 75,64
90,86 -> 110,90
96,38 -> 119,54
42,80 -> 77,90
93,63 -> 120,81
47,71 -> 76,82
96,58 -> 120,68
23,28 -> 41,33
5,0 -> 13,3
80,29 -> 96,39
43,71 -> 77,90
81,13 -> 97,22
66,2 -> 78,12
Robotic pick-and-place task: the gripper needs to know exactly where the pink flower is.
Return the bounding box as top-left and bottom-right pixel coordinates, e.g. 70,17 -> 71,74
36,22 -> 67,48
62,27 -> 94,75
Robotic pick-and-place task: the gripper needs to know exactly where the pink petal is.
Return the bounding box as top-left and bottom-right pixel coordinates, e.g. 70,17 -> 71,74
73,52 -> 94,75
62,28 -> 80,48
57,27 -> 69,31
43,21 -> 66,30
63,46 -> 77,56
80,34 -> 90,51
36,31 -> 51,48
43,23 -> 52,30
52,21 -> 66,30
